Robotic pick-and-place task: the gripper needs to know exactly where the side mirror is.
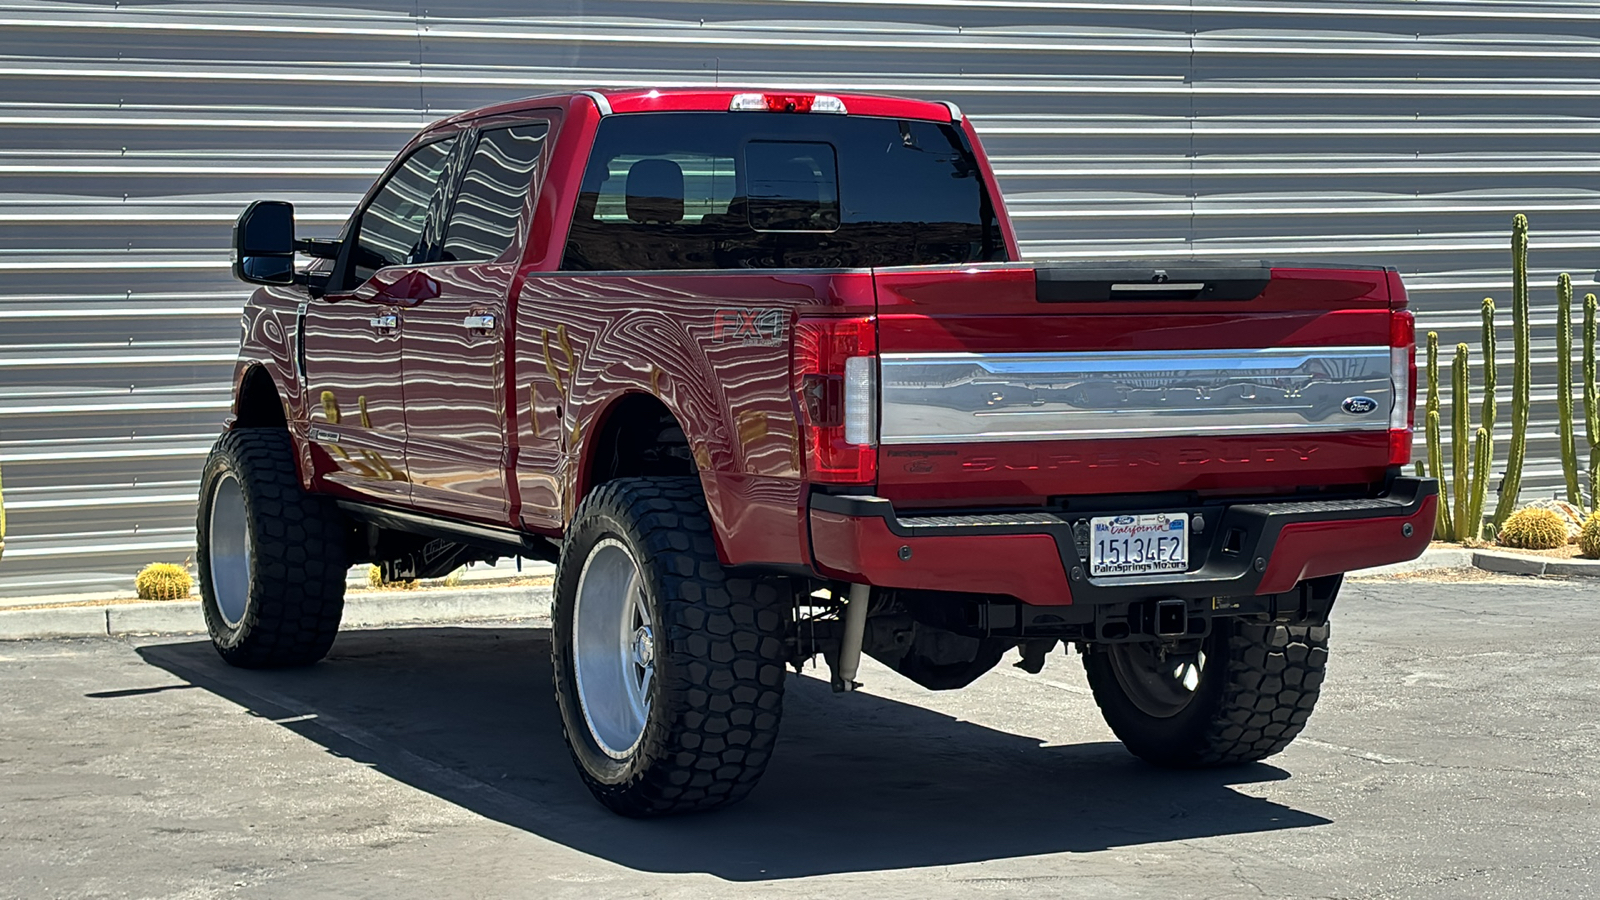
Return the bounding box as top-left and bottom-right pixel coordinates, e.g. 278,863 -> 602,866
233,200 -> 297,285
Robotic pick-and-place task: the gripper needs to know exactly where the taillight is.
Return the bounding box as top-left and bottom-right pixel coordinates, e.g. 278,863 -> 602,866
1389,308 -> 1416,466
729,93 -> 848,114
793,316 -> 877,483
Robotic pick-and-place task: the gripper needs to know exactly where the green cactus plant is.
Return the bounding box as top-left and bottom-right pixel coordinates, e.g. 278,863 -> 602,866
1585,293 -> 1598,512
1479,297 -> 1497,457
1423,332 -> 1453,539
1557,274 -> 1583,505
1418,302 -> 1498,542
1580,510 -> 1600,559
1493,214 -> 1532,528
1498,507 -> 1569,551
1451,343 -> 1470,536
135,563 -> 193,601
1470,297 -> 1498,536
1469,427 -> 1491,536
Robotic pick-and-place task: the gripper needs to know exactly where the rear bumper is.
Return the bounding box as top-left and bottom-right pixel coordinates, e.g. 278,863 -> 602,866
808,476 -> 1437,606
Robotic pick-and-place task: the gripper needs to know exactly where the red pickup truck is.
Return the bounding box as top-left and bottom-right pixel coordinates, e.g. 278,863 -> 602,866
208,88 -> 1435,817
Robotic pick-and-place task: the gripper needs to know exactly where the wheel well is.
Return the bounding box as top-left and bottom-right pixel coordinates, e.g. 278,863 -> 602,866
583,394 -> 695,497
234,366 -> 287,429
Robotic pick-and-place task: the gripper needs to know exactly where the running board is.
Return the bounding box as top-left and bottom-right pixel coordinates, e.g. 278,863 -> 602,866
335,500 -> 560,563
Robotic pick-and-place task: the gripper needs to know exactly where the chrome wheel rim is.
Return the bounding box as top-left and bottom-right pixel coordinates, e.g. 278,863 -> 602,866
1107,641 -> 1207,718
572,538 -> 655,759
207,473 -> 251,628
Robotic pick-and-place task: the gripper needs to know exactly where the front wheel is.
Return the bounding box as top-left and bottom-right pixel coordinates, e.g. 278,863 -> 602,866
552,477 -> 790,817
196,428 -> 348,668
1083,618 -> 1329,767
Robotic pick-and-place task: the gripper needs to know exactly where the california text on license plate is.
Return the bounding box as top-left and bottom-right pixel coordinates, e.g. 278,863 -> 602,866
1090,513 -> 1189,576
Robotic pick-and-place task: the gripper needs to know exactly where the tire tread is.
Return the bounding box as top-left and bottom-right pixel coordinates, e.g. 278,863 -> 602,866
552,476 -> 788,817
198,428 -> 346,668
1083,619 -> 1329,767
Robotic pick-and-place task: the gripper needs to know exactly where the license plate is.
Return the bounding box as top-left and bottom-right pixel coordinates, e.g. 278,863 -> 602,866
1090,513 -> 1189,577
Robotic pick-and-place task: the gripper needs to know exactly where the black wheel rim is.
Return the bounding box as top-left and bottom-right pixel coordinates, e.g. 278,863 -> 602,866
1106,641 -> 1207,718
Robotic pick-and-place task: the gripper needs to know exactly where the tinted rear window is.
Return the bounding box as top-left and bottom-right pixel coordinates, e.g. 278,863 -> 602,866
561,112 -> 1005,271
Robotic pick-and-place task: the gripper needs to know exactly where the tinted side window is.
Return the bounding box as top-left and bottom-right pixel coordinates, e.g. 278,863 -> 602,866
560,113 -> 1003,271
441,123 -> 550,263
350,137 -> 455,284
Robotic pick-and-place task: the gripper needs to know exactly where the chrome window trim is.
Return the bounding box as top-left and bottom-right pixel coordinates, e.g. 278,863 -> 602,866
578,90 -> 613,116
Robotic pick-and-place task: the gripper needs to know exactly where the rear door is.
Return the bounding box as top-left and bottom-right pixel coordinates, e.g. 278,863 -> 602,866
401,119 -> 553,524
302,136 -> 458,503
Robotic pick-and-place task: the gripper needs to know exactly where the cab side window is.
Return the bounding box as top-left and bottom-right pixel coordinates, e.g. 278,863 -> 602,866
348,137 -> 456,285
441,122 -> 550,263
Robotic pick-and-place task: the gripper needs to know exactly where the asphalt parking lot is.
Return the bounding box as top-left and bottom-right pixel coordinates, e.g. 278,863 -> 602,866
2,578 -> 1597,900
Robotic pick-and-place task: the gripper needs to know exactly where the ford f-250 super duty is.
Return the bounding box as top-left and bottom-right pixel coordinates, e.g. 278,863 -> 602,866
209,88 -> 1436,817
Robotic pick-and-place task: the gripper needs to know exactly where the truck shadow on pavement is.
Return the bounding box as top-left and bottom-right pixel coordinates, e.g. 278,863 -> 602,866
139,625 -> 1329,881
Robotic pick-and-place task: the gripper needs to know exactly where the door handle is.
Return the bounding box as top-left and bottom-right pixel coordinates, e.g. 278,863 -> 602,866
369,314 -> 398,331
462,314 -> 496,332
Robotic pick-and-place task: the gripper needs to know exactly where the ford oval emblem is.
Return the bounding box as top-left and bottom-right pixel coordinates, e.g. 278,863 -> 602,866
1342,396 -> 1379,415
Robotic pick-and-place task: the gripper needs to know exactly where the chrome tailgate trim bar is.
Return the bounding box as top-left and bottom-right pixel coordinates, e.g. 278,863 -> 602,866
878,346 -> 1394,445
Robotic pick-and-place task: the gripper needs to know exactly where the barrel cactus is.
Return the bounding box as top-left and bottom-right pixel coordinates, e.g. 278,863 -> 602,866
135,563 -> 194,601
1580,512 -> 1600,559
1497,508 -> 1570,551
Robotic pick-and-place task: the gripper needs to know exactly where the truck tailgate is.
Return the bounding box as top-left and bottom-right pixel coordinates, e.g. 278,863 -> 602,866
871,263 -> 1412,507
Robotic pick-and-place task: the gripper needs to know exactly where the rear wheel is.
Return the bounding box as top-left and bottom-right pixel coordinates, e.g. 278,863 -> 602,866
197,428 -> 348,668
1083,618 -> 1329,767
552,477 -> 789,817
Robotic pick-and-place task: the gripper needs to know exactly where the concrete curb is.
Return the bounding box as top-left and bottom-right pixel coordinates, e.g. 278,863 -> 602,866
0,585 -> 553,641
1351,546 -> 1475,577
1472,550 -> 1600,578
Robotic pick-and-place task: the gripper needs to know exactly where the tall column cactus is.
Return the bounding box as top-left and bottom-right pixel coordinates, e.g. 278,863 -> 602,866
1480,297 -> 1498,435
1424,331 -> 1453,538
1469,427 -> 1491,537
1470,297 -> 1498,538
1451,344 -> 1471,537
1493,214 -> 1532,527
1586,292 -> 1598,511
1556,273 -> 1582,505
1420,306 -> 1499,541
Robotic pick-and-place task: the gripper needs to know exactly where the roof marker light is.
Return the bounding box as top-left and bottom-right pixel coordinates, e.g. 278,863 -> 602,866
729,93 -> 847,114
810,95 -> 848,114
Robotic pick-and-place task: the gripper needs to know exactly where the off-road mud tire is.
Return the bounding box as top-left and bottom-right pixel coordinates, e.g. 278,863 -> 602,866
197,427 -> 347,668
552,476 -> 789,817
1083,618 -> 1330,767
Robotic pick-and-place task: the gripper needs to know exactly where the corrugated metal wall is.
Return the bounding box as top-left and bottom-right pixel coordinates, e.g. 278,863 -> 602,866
2,1 -> 1597,597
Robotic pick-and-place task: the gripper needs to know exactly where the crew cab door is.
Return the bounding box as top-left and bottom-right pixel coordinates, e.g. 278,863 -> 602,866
303,135 -> 458,503
400,119 -> 552,524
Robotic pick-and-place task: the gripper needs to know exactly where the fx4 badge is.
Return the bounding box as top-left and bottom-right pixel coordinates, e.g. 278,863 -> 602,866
713,308 -> 787,346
